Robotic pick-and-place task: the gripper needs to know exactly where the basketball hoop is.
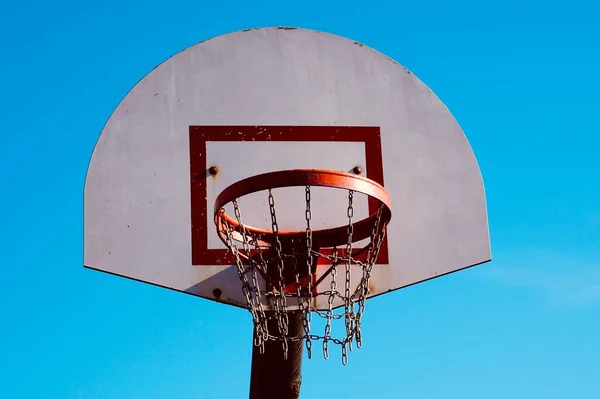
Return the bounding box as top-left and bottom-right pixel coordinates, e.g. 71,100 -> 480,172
214,169 -> 391,364
86,27 -> 492,398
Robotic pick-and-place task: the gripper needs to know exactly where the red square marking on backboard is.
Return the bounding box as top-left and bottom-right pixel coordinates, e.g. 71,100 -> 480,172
189,126 -> 389,266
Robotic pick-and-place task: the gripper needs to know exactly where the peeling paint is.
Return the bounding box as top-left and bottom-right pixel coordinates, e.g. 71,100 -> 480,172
277,26 -> 298,30
353,41 -> 364,47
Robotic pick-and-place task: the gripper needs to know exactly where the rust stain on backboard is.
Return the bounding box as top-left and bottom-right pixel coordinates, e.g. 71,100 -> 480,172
368,280 -> 376,295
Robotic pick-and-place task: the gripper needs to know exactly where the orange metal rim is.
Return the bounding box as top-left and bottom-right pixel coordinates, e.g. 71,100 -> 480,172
213,169 -> 392,248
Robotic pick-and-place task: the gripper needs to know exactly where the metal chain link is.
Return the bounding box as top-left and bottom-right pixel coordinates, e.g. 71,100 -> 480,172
252,233 -> 270,353
232,201 -> 268,354
268,190 -> 289,359
323,247 -> 338,360
218,187 -> 389,365
355,204 -> 386,348
220,208 -> 264,348
304,186 -> 313,358
344,191 -> 354,351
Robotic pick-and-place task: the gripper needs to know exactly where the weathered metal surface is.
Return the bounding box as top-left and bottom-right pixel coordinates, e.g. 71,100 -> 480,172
249,311 -> 304,399
84,27 -> 491,310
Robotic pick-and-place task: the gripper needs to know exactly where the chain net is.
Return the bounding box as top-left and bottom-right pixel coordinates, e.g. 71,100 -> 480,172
217,186 -> 388,364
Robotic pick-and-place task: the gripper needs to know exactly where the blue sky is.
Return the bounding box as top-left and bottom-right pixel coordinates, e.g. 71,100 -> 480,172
1,0 -> 599,398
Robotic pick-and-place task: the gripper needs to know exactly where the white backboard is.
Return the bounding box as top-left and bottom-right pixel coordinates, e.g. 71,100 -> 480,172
84,27 -> 491,309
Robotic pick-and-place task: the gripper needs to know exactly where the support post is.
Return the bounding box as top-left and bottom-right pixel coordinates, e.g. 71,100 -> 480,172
249,311 -> 304,399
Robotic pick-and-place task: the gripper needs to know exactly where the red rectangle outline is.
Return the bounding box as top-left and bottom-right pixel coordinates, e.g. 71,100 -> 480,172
189,126 -> 389,266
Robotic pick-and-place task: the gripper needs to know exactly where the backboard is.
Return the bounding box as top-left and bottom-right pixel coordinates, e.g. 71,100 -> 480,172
84,27 -> 491,310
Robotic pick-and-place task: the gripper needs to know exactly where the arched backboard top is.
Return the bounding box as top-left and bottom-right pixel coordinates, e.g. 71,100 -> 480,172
84,27 -> 491,309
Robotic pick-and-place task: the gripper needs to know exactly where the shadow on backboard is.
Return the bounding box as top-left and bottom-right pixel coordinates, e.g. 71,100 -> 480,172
184,265 -> 247,308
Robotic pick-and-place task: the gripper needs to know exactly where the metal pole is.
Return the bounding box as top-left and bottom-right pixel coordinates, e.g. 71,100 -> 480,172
249,311 -> 304,399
